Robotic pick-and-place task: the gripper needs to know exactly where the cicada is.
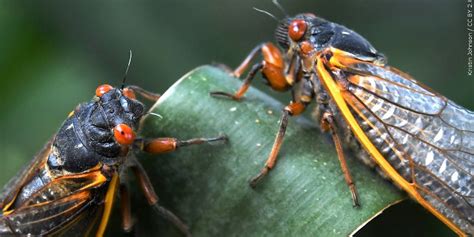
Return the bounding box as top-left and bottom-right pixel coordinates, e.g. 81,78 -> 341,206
0,68 -> 226,236
211,12 -> 473,235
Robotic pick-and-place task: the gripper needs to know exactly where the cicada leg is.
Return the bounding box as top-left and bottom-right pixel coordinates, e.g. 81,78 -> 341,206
210,42 -> 296,100
210,63 -> 263,100
136,135 -> 228,154
123,85 -> 161,102
119,183 -> 134,233
250,75 -> 315,188
129,135 -> 226,236
233,43 -> 268,78
130,163 -> 191,237
320,110 -> 360,207
313,76 -> 361,207
249,100 -> 309,188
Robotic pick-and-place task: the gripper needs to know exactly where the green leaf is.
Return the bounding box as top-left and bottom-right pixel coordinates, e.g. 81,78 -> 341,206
122,65 -> 405,236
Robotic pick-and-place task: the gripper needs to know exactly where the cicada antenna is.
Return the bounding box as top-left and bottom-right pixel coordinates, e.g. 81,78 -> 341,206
253,7 -> 278,22
272,0 -> 288,17
121,50 -> 133,90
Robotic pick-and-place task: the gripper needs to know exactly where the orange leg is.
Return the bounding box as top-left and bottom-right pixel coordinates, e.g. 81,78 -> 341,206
249,101 -> 308,188
129,135 -> 226,236
320,111 -> 360,207
210,42 -> 293,101
233,43 -> 267,78
137,135 -> 227,154
124,85 -> 161,102
210,63 -> 263,100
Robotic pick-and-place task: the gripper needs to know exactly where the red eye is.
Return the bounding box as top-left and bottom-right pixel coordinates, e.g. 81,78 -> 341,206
123,88 -> 136,99
113,124 -> 136,145
96,84 -> 113,97
288,19 -> 307,41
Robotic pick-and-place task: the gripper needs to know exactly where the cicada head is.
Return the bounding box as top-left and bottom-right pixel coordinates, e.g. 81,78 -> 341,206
275,13 -> 385,63
51,84 -> 145,172
274,13 -> 320,52
90,84 -> 145,150
274,17 -> 291,50
76,84 -> 145,161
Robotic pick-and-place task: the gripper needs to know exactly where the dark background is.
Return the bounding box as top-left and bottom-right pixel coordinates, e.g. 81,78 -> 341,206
0,1 -> 470,236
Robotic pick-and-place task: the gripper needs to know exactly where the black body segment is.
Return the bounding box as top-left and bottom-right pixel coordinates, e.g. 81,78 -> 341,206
0,83 -> 225,236
52,89 -> 145,173
0,87 -> 140,236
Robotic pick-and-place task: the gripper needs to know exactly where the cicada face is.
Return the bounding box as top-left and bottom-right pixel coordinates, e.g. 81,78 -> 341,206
49,85 -> 145,173
88,86 -> 145,153
275,14 -> 385,65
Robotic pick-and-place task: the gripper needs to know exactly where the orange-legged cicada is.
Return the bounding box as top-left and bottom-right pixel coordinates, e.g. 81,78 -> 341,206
211,12 -> 473,236
0,77 -> 226,236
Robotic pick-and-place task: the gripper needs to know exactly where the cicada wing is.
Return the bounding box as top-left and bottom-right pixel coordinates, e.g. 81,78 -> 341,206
0,142 -> 114,236
0,186 -> 110,236
49,199 -> 104,237
0,137 -> 54,208
339,62 -> 474,233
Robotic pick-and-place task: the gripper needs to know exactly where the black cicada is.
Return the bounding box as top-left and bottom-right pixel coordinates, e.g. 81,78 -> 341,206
0,67 -> 226,236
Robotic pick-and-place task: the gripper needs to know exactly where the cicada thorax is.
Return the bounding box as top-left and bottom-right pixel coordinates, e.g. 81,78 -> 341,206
50,89 -> 144,173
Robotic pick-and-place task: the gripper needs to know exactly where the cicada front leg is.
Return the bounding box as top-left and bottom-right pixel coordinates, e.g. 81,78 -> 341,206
211,42 -> 310,188
136,135 -> 227,155
210,42 -> 296,100
122,85 -> 161,102
120,135 -> 226,236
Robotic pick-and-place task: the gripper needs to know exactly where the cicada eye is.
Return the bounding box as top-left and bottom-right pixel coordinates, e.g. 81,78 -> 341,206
113,124 -> 136,145
96,84 -> 114,97
288,19 -> 307,42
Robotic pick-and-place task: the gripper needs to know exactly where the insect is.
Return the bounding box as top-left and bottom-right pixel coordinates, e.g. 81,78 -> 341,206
0,55 -> 227,236
210,10 -> 474,236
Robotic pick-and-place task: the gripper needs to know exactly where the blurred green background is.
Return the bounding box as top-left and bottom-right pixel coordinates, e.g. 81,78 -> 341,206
0,0 -> 470,236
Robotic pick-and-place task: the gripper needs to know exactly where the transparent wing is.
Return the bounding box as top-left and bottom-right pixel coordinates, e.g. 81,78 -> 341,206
340,62 -> 474,233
